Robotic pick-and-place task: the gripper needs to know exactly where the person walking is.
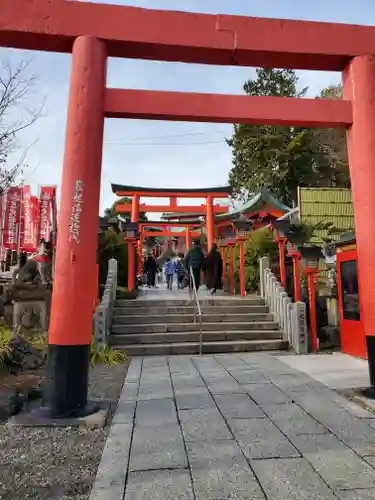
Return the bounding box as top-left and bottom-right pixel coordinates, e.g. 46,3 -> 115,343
205,243 -> 223,295
185,239 -> 205,291
165,258 -> 175,290
175,253 -> 186,289
143,254 -> 157,287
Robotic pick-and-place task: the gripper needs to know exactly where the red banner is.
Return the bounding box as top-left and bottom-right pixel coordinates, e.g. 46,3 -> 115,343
39,186 -> 56,242
22,188 -> 39,253
3,187 -> 22,250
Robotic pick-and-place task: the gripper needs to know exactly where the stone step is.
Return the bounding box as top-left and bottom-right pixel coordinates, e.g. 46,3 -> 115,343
111,339 -> 289,356
114,305 -> 269,315
111,321 -> 279,334
113,313 -> 274,324
115,297 -> 265,308
108,329 -> 283,345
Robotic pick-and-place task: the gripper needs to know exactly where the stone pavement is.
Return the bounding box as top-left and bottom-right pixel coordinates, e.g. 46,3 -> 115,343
90,353 -> 375,500
279,352 -> 370,390
137,283 -> 227,301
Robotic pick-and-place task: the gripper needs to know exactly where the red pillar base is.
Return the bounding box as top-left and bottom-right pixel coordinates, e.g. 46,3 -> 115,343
239,242 -> 245,297
127,241 -> 136,292
306,270 -> 319,352
222,247 -> 227,293
229,245 -> 235,296
290,249 -> 301,302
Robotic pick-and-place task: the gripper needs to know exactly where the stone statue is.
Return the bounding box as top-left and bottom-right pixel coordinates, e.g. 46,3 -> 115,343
12,239 -> 52,285
321,240 -> 338,298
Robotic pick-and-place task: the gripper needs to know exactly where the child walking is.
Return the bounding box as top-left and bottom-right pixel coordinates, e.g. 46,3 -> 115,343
165,258 -> 175,290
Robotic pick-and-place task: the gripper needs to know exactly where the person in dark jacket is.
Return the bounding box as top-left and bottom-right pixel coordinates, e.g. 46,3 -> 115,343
205,243 -> 223,295
175,253 -> 186,289
185,239 -> 205,291
143,254 -> 157,287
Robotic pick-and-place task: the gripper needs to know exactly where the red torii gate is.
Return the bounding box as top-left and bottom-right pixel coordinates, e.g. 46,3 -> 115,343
126,219 -> 201,292
112,183 -> 230,250
4,0 -> 375,416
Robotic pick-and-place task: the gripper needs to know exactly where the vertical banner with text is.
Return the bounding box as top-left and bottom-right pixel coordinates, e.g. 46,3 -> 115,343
21,187 -> 39,253
3,187 -> 22,250
39,186 -> 56,242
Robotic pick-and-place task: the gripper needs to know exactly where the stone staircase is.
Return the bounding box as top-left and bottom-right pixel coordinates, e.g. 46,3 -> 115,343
109,296 -> 289,355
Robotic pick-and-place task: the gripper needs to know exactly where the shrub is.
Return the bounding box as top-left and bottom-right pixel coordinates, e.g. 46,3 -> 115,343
232,228 -> 278,292
26,331 -> 48,352
0,327 -> 13,365
90,342 -> 128,367
116,286 -> 138,300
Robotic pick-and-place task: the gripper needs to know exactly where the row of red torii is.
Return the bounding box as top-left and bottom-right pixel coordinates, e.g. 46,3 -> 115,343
112,185 -> 287,297
114,185 -> 322,354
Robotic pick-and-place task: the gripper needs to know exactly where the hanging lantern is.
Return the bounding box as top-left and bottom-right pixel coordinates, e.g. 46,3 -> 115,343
123,222 -> 139,241
222,225 -> 237,247
271,219 -> 291,238
299,245 -> 322,271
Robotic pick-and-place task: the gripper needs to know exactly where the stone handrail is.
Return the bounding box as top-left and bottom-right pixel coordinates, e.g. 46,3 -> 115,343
259,256 -> 308,354
94,258 -> 117,348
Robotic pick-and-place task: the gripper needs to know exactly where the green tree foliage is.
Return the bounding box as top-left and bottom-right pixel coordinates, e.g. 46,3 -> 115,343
98,227 -> 130,288
99,198 -> 148,291
230,228 -> 278,292
312,85 -> 350,188
104,197 -> 148,221
227,69 -> 350,205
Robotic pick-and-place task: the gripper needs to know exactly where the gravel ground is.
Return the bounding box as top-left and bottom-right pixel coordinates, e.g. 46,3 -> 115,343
0,362 -> 129,500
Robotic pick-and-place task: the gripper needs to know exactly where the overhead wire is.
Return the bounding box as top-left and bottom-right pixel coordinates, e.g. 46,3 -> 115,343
104,128 -> 231,145
104,139 -> 227,147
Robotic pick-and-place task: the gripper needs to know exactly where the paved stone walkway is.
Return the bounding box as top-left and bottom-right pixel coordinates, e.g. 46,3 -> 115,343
90,353 -> 375,500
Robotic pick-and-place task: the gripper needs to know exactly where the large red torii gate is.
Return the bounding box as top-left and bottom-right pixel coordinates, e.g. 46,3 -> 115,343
3,0 -> 375,416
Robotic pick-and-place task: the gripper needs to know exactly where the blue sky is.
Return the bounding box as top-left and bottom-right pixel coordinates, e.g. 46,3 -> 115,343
1,0 -> 374,216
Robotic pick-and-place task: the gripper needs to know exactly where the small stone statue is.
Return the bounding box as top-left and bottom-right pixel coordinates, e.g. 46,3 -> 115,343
327,267 -> 338,299
12,239 -> 52,285
321,240 -> 338,298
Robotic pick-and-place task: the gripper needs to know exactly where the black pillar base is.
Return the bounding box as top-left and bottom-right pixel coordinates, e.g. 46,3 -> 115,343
362,336 -> 375,400
42,344 -> 98,419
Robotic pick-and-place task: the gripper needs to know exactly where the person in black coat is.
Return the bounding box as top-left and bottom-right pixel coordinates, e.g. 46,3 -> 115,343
205,243 -> 223,295
143,254 -> 157,287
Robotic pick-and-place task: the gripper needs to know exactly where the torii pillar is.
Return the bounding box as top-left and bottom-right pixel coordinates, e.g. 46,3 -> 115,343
185,227 -> 192,251
130,194 -> 139,288
46,36 -> 106,418
206,196 -> 214,251
344,56 -> 375,390
138,226 -> 143,275
221,246 -> 227,292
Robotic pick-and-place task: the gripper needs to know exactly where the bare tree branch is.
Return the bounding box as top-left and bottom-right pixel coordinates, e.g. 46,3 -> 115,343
0,57 -> 45,194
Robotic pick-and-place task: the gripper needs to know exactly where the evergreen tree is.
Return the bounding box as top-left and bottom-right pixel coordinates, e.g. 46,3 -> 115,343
227,69 -> 349,205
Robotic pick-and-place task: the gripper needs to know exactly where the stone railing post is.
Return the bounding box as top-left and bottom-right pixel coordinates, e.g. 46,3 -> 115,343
291,301 -> 308,354
259,256 -> 270,298
270,276 -> 277,314
94,259 -> 118,348
280,292 -> 289,338
286,301 -> 294,344
259,261 -> 307,354
265,270 -> 272,306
